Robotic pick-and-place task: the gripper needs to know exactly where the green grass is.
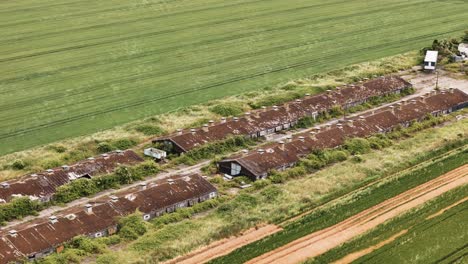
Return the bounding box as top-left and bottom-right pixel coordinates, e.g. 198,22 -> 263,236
0,0 -> 467,154
209,148 -> 468,264
307,185 -> 468,264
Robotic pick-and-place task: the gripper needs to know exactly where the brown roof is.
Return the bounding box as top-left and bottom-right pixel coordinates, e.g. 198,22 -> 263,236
0,150 -> 144,203
153,76 -> 412,152
220,89 -> 468,178
0,174 -> 217,263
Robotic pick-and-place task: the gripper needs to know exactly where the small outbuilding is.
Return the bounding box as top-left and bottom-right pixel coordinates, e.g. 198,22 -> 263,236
458,43 -> 468,59
424,50 -> 438,70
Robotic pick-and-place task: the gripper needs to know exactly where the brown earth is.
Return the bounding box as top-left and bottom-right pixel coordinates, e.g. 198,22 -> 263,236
162,224 -> 282,264
247,164 -> 468,264
426,196 -> 468,220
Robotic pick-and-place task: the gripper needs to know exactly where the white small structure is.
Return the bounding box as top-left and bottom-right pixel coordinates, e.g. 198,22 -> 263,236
144,148 -> 167,160
458,43 -> 468,59
424,50 -> 438,70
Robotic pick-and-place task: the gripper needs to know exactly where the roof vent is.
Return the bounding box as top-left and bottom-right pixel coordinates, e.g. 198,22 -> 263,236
272,105 -> 279,111
49,216 -> 58,224
389,105 -> 395,113
261,106 -> 267,112
190,129 -> 196,135
245,112 -> 251,120
101,153 -> 109,158
286,135 -> 293,143
1,182 -> 10,189
116,149 -> 124,154
221,117 -> 227,123
202,124 -> 209,132
66,214 -> 77,220
109,195 -> 118,202
278,141 -> 285,150
305,93 -> 310,97
167,178 -> 175,184
347,120 -> 354,127
9,230 -> 17,237
139,182 -> 148,191
84,204 -> 93,214
31,174 -> 38,178
209,120 -> 215,126
177,129 -> 183,135
326,124 -> 332,130
295,99 -> 302,103
233,117 -> 239,122
410,99 -> 417,104
257,149 -> 265,154
241,149 -> 249,156
298,136 -> 305,142
46,169 -> 54,174
309,132 -> 317,140
449,88 -> 455,93
87,157 -> 95,161
61,165 -> 70,171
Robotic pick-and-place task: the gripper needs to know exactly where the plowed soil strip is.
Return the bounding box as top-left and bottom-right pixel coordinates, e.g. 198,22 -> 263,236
163,225 -> 282,264
247,164 -> 468,264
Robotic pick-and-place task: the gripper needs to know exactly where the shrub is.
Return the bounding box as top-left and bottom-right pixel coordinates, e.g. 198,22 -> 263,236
11,159 -> 26,170
252,179 -> 271,190
97,142 -> 113,153
260,185 -> 283,200
209,103 -> 244,117
134,125 -> 165,136
118,212 -> 148,241
0,197 -> 42,224
47,145 -> 67,153
344,138 -> 371,155
112,138 -> 138,150
69,236 -> 105,254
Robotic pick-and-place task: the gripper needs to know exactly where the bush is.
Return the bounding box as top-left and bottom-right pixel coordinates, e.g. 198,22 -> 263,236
344,138 -> 371,155
260,185 -> 283,200
0,197 -> 42,224
252,179 -> 271,190
69,236 -> 105,254
97,142 -> 113,153
209,103 -> 244,117
134,125 -> 165,136
96,254 -> 119,264
47,145 -> 67,153
112,138 -> 138,150
11,159 -> 26,170
118,212 -> 148,241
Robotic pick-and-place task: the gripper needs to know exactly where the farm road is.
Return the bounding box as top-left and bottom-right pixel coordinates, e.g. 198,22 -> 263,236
247,164 -> 468,264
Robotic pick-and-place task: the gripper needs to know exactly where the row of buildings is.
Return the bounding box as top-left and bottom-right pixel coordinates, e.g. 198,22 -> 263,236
0,150 -> 144,203
218,88 -> 468,180
0,174 -> 217,263
152,76 -> 412,154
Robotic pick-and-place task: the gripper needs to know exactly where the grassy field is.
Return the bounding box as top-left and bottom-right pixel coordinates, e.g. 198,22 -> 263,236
48,119 -> 466,264
308,185 -> 468,264
1,0 -> 467,154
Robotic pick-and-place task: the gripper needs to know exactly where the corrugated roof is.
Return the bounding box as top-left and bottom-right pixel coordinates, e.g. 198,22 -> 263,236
153,76 -> 412,152
0,150 -> 144,203
220,89 -> 468,178
0,174 -> 217,263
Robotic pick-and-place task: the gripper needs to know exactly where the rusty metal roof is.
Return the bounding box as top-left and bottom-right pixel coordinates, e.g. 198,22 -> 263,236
0,174 -> 216,263
153,76 -> 412,152
220,89 -> 468,178
0,150 -> 144,203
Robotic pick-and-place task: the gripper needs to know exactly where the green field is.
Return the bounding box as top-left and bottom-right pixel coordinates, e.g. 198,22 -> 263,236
1,0 -> 467,154
308,185 -> 468,264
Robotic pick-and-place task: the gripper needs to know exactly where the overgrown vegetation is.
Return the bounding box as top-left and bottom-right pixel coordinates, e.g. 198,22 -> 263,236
173,135 -> 258,165
211,148 -> 467,264
0,197 -> 43,225
54,161 -> 159,204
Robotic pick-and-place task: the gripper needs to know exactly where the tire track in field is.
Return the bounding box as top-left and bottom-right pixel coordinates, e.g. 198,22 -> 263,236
0,0 -> 344,44
246,165 -> 468,264
0,10 -> 461,121
0,0 -> 347,56
0,1 -> 429,111
0,26 -> 464,137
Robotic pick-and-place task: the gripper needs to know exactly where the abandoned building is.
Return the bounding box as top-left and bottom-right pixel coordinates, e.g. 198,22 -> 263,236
0,174 -> 217,263
218,88 -> 468,180
152,76 -> 412,154
0,150 -> 144,203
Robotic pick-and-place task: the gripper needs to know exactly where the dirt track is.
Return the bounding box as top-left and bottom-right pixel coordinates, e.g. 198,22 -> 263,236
163,225 -> 282,264
247,164 -> 468,264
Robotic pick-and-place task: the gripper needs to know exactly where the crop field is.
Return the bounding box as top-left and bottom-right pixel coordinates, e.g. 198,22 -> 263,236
1,0 -> 467,154
309,185 -> 468,264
